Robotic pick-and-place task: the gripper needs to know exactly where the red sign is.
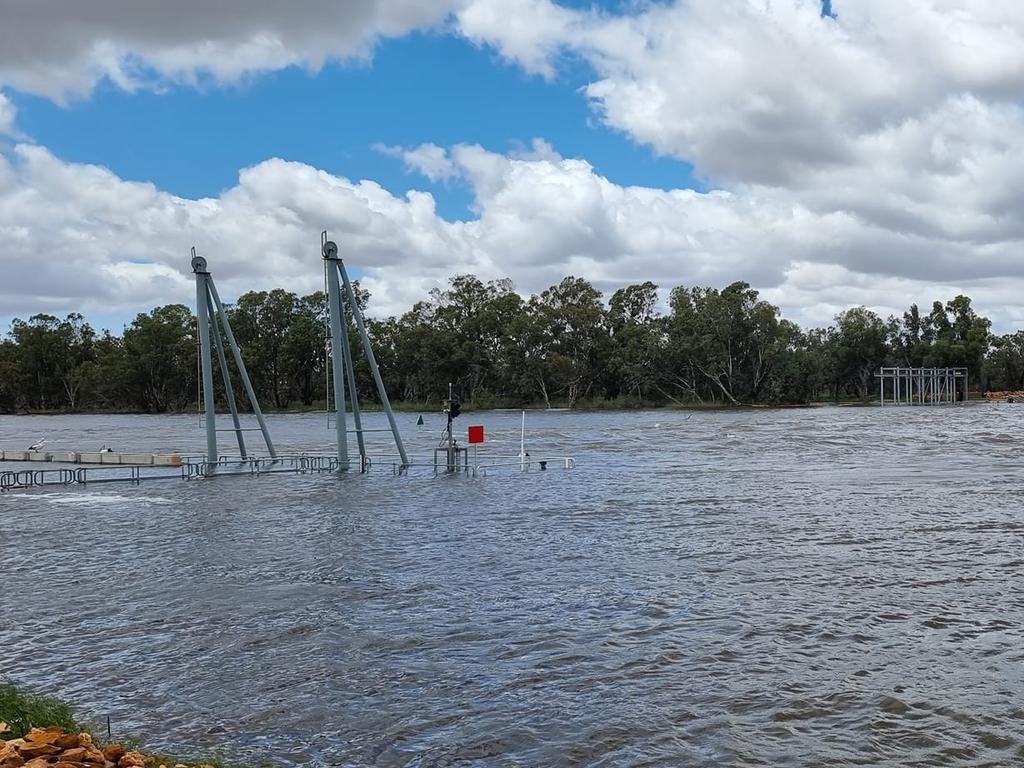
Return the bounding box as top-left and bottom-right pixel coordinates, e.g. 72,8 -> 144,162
467,425 -> 485,444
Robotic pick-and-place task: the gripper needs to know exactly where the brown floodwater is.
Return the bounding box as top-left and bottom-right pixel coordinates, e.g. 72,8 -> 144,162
1,406 -> 1023,766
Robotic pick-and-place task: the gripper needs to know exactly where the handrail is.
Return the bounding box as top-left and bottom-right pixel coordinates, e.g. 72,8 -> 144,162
2,452 -> 574,490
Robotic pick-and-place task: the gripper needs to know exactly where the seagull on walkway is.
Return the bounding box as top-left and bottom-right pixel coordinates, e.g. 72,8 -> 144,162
28,438 -> 46,452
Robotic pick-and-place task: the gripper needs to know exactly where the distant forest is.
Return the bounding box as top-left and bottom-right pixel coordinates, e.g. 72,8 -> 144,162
1,274 -> 1020,414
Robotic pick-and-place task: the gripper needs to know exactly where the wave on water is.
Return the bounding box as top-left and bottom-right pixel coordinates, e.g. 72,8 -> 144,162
4,492 -> 176,506
4,408 -> 1024,766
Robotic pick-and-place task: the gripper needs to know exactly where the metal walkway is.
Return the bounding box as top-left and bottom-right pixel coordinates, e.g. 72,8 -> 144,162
0,453 -> 575,492
0,454 -> 340,492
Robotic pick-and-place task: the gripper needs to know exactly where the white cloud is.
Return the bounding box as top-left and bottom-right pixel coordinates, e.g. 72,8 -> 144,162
0,0 -> 462,100
376,142 -> 459,182
458,0 -> 1024,181
0,92 -> 15,136
2,0 -> 1023,333
457,0 -> 581,78
452,0 -> 1024,329
3,140 -> 1024,333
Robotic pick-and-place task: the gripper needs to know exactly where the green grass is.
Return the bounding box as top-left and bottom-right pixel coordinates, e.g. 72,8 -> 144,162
0,680 -> 264,767
0,681 -> 84,739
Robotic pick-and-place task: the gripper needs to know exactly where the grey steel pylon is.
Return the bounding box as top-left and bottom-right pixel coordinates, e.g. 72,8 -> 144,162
192,248 -> 277,471
321,232 -> 409,472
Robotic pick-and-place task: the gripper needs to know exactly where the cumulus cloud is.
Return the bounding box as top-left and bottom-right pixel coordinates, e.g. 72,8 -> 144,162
452,0 -> 1024,327
0,0 -> 462,100
376,142 -> 459,182
458,0 -> 1024,177
2,0 -> 1024,332
0,92 -> 15,136
3,140 -> 1024,333
0,144 -> 459,321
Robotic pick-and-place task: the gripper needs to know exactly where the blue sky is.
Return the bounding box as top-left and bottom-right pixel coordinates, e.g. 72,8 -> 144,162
11,26 -> 698,223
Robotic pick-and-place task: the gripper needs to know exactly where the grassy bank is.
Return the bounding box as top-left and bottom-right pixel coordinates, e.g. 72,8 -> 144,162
0,680 -> 249,768
0,681 -> 81,739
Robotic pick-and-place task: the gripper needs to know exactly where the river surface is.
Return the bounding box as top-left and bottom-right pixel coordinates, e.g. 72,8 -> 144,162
1,406 -> 1023,767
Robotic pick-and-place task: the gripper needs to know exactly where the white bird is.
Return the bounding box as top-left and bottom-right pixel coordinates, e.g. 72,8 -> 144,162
28,438 -> 46,452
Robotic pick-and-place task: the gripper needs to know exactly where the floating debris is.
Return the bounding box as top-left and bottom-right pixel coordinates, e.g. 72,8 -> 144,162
985,390 -> 1024,401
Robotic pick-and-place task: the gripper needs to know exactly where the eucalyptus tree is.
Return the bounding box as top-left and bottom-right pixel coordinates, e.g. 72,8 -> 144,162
932,295 -> 991,374
282,291 -> 327,406
985,331 -> 1024,392
666,281 -> 786,404
74,331 -> 128,411
427,274 -> 523,402
122,304 -> 197,412
607,281 -> 661,400
893,296 -> 991,383
0,274 -> 1005,411
828,306 -> 890,400
10,313 -> 96,410
529,276 -> 609,407
227,289 -> 297,409
0,339 -> 18,412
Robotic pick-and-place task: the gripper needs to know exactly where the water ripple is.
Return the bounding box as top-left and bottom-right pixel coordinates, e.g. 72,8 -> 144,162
2,406 -> 1023,766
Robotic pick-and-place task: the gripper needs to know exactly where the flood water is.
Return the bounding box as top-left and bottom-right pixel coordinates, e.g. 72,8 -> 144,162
2,405 -> 1023,766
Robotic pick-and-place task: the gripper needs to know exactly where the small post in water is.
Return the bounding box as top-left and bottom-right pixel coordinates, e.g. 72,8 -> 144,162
519,410 -> 527,471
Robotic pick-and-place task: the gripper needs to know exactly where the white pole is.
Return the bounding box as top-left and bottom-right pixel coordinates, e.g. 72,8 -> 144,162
520,410 -> 526,471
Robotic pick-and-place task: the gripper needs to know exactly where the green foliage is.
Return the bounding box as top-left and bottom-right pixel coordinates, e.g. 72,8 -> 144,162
984,331 -> 1024,391
0,681 -> 263,767
0,274 -> 1002,412
0,681 -> 84,739
663,281 -> 790,404
830,306 -> 890,401
9,313 -> 96,410
122,304 -> 197,412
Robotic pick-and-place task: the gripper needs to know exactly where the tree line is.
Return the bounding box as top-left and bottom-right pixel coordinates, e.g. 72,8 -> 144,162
1,274 -> 1020,414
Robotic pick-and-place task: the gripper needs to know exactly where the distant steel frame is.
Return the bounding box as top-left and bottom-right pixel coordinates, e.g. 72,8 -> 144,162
876,367 -> 968,405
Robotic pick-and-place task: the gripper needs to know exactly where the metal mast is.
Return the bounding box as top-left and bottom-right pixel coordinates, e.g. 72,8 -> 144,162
193,253 -> 218,466
321,233 -> 409,472
323,238 -> 350,471
192,249 -> 277,470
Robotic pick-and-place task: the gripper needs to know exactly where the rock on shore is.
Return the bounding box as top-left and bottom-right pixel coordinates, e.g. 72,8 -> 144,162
0,726 -> 213,768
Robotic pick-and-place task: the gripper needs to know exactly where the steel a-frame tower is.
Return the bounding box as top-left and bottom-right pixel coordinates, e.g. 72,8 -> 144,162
321,233 -> 409,472
192,249 -> 276,469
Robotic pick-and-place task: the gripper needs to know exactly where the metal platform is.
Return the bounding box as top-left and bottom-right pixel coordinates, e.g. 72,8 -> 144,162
0,454 -> 340,492
0,450 -> 182,466
0,453 -> 575,492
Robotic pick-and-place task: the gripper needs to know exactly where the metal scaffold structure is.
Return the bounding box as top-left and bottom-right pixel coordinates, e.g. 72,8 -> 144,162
321,232 -> 409,472
192,249 -> 277,468
876,367 -> 968,405
3,237 -> 575,492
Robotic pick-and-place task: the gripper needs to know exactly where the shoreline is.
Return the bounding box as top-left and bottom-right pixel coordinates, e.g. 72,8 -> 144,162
0,397 -> 992,417
0,681 -> 245,768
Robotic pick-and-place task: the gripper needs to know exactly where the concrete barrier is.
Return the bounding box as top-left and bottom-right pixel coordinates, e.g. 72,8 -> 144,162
1,449 -> 182,467
119,453 -> 155,465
